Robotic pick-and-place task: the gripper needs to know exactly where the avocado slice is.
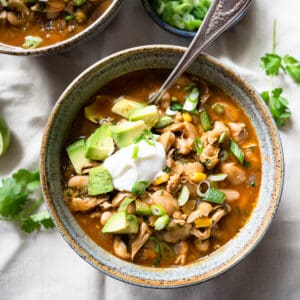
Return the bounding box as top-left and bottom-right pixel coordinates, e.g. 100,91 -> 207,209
129,105 -> 160,128
85,124 -> 114,161
88,166 -> 113,195
112,97 -> 146,118
84,95 -> 107,124
66,139 -> 92,174
102,211 -> 139,234
112,120 -> 147,148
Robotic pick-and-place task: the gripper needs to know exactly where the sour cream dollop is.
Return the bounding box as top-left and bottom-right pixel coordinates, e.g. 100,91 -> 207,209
102,140 -> 166,192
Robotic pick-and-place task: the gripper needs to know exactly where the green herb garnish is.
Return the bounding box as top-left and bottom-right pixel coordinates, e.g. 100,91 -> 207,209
0,169 -> 54,233
194,137 -> 204,154
230,139 -> 245,164
131,180 -> 149,195
134,129 -> 155,146
132,145 -> 139,160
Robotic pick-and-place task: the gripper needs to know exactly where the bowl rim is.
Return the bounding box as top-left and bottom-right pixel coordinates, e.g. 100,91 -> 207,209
0,0 -> 124,56
40,45 -> 284,288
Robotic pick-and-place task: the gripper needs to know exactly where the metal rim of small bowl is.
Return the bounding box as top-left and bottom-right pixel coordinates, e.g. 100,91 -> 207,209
0,0 -> 124,56
141,0 -> 251,38
40,45 -> 284,288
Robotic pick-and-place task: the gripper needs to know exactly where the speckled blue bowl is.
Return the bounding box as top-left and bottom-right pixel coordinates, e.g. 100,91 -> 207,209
41,45 -> 284,288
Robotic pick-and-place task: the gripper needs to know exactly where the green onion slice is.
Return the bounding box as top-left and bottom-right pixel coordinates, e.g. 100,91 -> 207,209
0,116 -> 11,157
183,87 -> 199,112
194,137 -> 204,154
132,145 -> 139,159
177,185 -> 190,206
131,180 -> 149,195
207,174 -> 227,182
154,215 -> 170,231
203,188 -> 226,204
151,204 -> 166,216
200,109 -> 212,131
230,139 -> 245,164
218,131 -> 227,143
219,149 -> 229,161
22,36 -> 43,49
212,103 -> 225,114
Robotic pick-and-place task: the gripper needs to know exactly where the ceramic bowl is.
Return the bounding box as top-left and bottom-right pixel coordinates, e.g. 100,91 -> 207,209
40,45 -> 284,288
141,0 -> 252,38
0,0 -> 124,56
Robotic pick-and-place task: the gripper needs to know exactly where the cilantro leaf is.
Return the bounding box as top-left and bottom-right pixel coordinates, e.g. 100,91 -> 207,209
283,55 -> 300,83
0,178 -> 28,218
21,211 -> 54,233
260,53 -> 282,76
134,129 -> 155,146
261,88 -> 291,127
0,168 -> 54,234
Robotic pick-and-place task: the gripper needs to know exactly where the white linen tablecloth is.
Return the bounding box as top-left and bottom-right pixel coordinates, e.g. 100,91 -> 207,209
1,0 -> 300,299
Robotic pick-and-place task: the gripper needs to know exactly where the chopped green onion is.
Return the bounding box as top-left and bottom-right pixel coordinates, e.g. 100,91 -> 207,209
177,185 -> 190,206
131,180 -> 149,195
203,188 -> 226,204
199,109 -> 212,131
218,131 -> 227,143
207,174 -> 227,182
135,200 -> 152,216
219,149 -> 229,161
132,145 -> 139,160
183,87 -> 199,112
118,197 -> 135,212
22,36 -> 43,49
65,15 -> 74,21
170,102 -> 183,111
230,139 -> 245,164
154,215 -> 170,231
194,137 -> 204,154
212,103 -> 225,115
73,0 -> 86,6
151,204 -> 166,216
155,116 -> 174,128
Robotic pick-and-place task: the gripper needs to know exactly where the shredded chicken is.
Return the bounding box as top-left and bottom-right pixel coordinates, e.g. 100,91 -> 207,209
68,195 -> 108,212
131,222 -> 152,260
228,122 -> 248,143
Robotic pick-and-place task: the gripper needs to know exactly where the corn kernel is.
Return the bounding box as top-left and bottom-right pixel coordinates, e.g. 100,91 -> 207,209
153,173 -> 170,185
182,112 -> 192,122
191,172 -> 207,182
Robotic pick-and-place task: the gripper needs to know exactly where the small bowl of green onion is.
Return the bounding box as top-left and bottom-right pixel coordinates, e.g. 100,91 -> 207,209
142,0 -> 212,37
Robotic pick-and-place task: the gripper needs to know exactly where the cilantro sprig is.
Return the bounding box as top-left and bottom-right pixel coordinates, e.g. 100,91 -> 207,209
134,129 -> 155,146
0,169 -> 54,233
259,19 -> 300,127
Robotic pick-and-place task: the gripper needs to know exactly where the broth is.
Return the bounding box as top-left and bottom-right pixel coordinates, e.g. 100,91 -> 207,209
62,70 -> 261,267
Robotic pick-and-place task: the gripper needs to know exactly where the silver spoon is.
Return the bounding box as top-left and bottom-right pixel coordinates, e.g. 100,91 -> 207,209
149,0 -> 253,104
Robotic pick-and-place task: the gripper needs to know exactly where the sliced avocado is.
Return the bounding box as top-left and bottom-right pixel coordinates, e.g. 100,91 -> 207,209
112,97 -> 146,118
112,120 -> 147,148
129,105 -> 160,128
85,124 -> 114,161
102,211 -> 139,234
84,95 -> 107,123
118,197 -> 135,212
66,139 -> 92,174
88,166 -> 113,195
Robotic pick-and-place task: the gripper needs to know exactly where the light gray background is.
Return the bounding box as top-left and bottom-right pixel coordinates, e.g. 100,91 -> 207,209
0,0 -> 299,299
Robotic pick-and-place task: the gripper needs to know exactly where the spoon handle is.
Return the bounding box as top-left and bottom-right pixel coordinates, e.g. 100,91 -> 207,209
149,0 -> 253,104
